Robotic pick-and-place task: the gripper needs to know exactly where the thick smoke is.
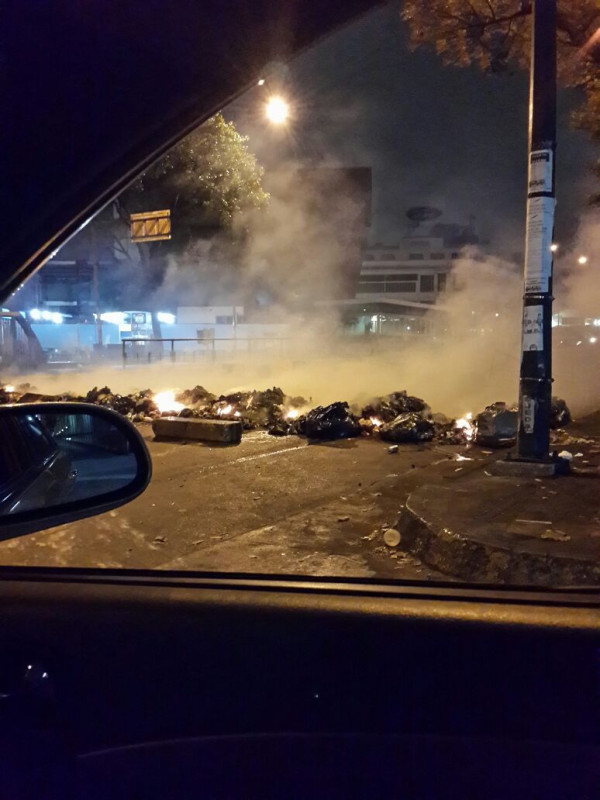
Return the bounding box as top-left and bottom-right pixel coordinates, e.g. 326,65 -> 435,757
10,170 -> 600,420
552,209 -> 600,413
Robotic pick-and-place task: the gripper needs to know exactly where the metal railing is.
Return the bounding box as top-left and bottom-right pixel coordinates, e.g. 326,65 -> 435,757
121,336 -> 292,366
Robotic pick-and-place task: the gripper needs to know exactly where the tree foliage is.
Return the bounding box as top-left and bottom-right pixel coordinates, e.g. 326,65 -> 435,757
120,113 -> 268,242
402,1 -> 600,194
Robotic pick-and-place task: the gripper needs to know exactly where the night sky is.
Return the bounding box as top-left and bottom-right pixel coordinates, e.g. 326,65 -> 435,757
231,2 -> 596,254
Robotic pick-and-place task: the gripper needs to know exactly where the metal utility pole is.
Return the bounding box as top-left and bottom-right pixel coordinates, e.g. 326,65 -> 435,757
517,0 -> 557,461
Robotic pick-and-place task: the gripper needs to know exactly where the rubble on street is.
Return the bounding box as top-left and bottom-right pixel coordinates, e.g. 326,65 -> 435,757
0,380 -> 574,450
473,402 -> 519,448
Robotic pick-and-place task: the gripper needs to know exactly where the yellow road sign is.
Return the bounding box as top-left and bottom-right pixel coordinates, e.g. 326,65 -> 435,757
130,209 -> 171,242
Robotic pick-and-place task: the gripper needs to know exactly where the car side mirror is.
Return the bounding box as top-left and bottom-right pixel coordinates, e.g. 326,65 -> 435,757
0,403 -> 152,538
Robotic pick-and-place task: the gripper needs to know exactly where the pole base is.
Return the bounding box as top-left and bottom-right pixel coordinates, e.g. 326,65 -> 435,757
490,455 -> 570,478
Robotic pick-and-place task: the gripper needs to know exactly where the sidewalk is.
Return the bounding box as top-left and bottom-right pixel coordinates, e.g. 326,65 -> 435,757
396,415 -> 600,587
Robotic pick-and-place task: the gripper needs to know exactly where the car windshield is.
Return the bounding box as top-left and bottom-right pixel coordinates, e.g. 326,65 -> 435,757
1,1 -> 599,588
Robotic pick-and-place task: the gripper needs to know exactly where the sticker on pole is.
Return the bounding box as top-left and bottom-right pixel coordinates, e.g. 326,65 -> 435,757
524,195 -> 555,293
522,305 -> 544,351
522,396 -> 535,434
528,149 -> 553,194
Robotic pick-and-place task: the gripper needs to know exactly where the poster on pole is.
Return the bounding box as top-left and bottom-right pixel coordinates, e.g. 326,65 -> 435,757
528,149 -> 553,194
524,195 -> 554,294
522,305 -> 544,351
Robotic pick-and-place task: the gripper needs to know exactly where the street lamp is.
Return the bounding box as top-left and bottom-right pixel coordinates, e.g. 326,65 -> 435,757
265,96 -> 289,124
578,255 -> 588,265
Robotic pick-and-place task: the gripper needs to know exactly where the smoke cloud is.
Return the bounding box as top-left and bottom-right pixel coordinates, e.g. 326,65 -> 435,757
9,170 -> 600,421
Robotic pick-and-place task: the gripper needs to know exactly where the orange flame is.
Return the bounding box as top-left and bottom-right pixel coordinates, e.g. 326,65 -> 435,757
454,412 -> 474,440
154,390 -> 184,413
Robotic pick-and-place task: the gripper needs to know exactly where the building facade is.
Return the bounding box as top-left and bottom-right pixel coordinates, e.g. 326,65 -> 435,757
357,237 -> 462,304
357,212 -> 479,305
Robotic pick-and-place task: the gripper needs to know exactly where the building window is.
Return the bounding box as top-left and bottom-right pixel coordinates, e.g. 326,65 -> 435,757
385,282 -> 416,293
450,252 -> 460,259
408,253 -> 424,260
438,273 -> 447,292
358,275 -> 385,285
357,282 -> 383,293
387,273 -> 416,281
216,315 -> 234,324
382,253 -> 396,260
358,274 -> 418,294
430,253 -> 445,260
420,275 -> 435,293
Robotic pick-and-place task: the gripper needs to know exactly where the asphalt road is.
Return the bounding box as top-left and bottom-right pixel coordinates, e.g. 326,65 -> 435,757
0,425 -> 461,579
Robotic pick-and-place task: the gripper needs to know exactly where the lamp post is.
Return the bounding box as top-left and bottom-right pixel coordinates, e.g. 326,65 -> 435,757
265,95 -> 290,125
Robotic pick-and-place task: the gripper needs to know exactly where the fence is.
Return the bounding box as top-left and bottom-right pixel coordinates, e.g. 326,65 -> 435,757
121,337 -> 292,366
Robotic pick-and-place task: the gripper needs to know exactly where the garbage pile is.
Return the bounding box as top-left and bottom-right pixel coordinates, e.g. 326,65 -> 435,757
0,381 -> 572,448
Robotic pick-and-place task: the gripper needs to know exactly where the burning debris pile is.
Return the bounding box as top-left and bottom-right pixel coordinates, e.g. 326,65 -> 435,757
0,381 -> 572,448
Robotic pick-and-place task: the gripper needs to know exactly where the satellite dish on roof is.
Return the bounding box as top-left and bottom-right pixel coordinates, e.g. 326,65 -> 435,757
406,207 -> 442,222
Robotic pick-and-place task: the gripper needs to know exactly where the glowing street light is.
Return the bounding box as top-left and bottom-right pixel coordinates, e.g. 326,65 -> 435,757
578,255 -> 588,265
550,243 -> 558,252
265,96 -> 289,124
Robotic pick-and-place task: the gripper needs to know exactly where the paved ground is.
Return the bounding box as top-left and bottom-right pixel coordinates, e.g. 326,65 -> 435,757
397,415 -> 600,586
0,425 -> 461,578
3,414 -> 600,585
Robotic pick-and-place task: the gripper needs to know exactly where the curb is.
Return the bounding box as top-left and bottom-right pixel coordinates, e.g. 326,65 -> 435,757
397,487 -> 600,587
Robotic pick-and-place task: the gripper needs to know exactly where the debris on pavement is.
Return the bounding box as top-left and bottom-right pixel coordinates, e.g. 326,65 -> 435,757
558,450 -> 574,461
0,381 -> 578,459
388,445 -> 399,454
380,412 -> 435,444
362,529 -> 379,541
474,402 -> 518,448
304,402 -> 361,441
550,397 -> 571,429
383,529 -> 401,547
541,529 -> 571,542
361,390 -> 428,424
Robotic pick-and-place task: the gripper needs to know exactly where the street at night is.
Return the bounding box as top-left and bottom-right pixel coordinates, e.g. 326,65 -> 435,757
0,426 -> 447,577
3,5 -> 600,796
1,406 -> 599,586
1,0 -> 600,589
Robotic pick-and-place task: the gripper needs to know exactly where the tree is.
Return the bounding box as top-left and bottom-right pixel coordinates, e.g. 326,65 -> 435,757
402,1 -> 600,197
112,113 -> 269,295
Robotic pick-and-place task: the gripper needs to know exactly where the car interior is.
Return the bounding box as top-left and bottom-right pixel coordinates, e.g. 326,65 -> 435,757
1,2 -> 599,798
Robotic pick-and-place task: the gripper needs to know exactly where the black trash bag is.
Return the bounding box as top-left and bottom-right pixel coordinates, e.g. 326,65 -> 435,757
218,391 -> 252,408
474,402 -> 518,447
303,402 -> 361,440
176,385 -> 216,406
267,418 -> 296,436
85,385 -> 112,403
109,394 -> 137,416
134,392 -> 159,415
388,390 -> 427,414
362,390 -> 428,423
550,397 -> 571,429
250,387 -> 285,409
295,414 -> 308,437
361,400 -> 397,423
379,412 -> 435,443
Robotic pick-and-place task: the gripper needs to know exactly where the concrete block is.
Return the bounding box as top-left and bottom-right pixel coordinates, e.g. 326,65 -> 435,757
490,457 -> 569,477
153,416 -> 242,444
